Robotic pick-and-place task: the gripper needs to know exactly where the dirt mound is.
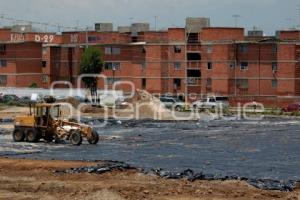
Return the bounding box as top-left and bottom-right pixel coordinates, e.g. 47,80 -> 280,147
57,97 -> 80,108
78,90 -> 173,120
128,90 -> 173,120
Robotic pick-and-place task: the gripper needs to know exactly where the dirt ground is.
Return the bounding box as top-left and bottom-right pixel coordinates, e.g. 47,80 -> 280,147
0,158 -> 299,200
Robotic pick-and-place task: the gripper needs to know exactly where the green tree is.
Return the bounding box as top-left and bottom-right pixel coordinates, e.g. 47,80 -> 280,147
80,47 -> 104,99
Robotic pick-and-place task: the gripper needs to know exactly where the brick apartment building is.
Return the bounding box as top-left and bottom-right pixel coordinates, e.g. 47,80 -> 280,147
0,21 -> 299,106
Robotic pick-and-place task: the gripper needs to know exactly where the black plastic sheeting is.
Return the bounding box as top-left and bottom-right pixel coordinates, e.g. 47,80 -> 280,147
1,117 -> 300,191
56,161 -> 298,191
55,161 -> 134,174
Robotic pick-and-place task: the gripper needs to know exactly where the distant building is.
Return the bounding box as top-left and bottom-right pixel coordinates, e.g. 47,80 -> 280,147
95,23 -> 113,32
186,17 -> 210,33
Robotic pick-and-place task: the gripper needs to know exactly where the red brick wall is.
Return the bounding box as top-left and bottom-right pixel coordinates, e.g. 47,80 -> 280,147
278,31 -> 300,40
200,28 -> 244,41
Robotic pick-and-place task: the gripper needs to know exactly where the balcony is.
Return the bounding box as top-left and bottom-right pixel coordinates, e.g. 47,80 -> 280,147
187,77 -> 201,86
187,61 -> 201,69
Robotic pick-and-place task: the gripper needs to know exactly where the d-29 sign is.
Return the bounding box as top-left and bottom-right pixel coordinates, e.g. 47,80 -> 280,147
35,34 -> 55,43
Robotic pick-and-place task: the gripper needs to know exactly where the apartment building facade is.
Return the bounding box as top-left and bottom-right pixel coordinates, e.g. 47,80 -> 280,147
0,25 -> 299,106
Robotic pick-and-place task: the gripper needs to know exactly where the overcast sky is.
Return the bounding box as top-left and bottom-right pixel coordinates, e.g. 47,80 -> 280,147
0,0 -> 299,35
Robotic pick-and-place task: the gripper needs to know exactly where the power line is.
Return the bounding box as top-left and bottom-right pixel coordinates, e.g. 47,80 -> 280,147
0,13 -> 86,32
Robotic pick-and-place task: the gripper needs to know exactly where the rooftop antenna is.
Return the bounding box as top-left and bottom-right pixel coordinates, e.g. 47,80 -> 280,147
43,23 -> 48,32
232,14 -> 241,27
57,23 -> 62,33
75,20 -> 79,30
285,18 -> 293,29
0,14 -> 5,27
129,17 -> 134,25
298,4 -> 300,28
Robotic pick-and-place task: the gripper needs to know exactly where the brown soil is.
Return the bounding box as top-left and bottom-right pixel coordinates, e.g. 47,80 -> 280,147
0,158 -> 299,200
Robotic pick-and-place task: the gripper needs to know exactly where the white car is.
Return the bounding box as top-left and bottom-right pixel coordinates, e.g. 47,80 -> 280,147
192,97 -> 229,110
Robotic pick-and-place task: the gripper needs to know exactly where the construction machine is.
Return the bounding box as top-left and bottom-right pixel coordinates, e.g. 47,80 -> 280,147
13,97 -> 99,146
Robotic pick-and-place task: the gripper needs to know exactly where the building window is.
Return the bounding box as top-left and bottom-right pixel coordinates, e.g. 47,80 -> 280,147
42,61 -> 47,68
112,47 -> 121,55
42,75 -> 48,83
187,53 -> 201,61
207,62 -> 213,70
272,45 -> 277,53
272,80 -> 278,88
207,45 -> 213,54
105,62 -> 121,70
0,75 -> 7,85
237,79 -> 249,89
174,45 -> 181,53
239,44 -> 248,53
229,62 -> 235,69
105,47 -> 112,55
132,36 -> 138,43
142,78 -> 147,89
174,79 -> 181,90
0,44 -> 6,54
174,62 -> 181,70
88,36 -> 97,42
272,62 -> 278,72
206,78 -> 212,88
0,60 -> 7,67
240,62 -> 248,70
105,47 -> 121,55
187,33 -> 198,43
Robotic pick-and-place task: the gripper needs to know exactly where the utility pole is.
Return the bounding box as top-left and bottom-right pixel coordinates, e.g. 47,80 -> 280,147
232,14 -> 241,27
154,16 -> 158,31
85,26 -> 89,48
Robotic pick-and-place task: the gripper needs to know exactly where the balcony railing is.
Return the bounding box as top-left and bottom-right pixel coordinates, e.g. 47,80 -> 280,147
187,77 -> 201,86
187,61 -> 201,69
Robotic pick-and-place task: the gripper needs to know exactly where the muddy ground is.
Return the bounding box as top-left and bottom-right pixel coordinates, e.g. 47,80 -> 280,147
1,105 -> 300,199
0,158 -> 300,200
1,118 -> 300,184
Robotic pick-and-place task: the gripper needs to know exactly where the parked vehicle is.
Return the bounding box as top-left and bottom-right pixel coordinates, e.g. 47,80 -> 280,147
18,96 -> 32,105
0,94 -> 20,103
192,96 -> 229,110
160,97 -> 186,111
282,103 -> 300,112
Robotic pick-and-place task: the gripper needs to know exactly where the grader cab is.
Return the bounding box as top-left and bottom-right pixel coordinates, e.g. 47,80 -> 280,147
13,101 -> 99,146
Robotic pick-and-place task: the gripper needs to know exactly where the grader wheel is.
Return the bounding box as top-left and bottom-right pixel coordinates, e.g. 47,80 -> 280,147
13,128 -> 25,142
88,131 -> 99,145
70,130 -> 82,146
43,133 -> 54,143
26,129 -> 39,143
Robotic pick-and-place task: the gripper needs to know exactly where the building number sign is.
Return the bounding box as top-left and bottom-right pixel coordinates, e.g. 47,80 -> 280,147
35,34 -> 55,43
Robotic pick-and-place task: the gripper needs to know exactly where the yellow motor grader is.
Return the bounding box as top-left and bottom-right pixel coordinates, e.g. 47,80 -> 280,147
13,97 -> 99,146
